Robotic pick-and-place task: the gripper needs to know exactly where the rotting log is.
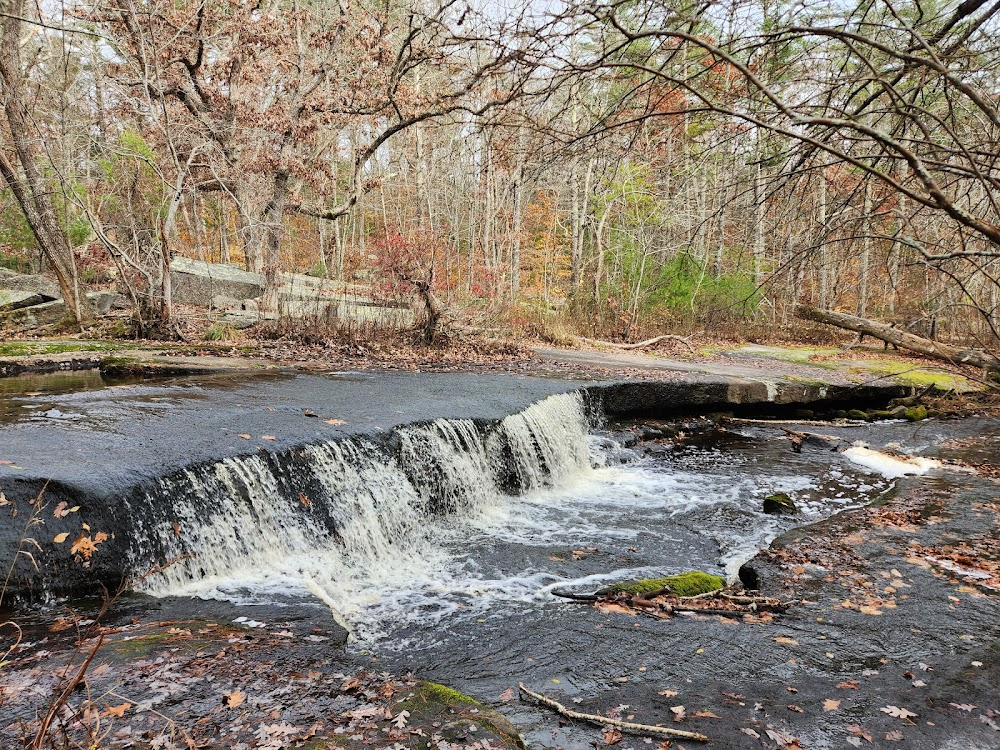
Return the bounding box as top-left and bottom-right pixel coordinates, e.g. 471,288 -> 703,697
796,306 -> 1000,373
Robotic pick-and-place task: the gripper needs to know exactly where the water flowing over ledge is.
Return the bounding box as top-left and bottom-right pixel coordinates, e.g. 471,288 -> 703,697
0,372 -> 915,602
130,392 -> 593,612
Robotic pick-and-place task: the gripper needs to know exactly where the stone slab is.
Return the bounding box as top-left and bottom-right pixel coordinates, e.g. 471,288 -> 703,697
0,289 -> 43,311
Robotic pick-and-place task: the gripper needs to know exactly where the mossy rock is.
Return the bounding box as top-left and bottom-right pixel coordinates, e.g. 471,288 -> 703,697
867,410 -> 889,419
847,409 -> 871,421
394,681 -> 525,749
904,405 -> 928,421
597,571 -> 725,598
763,492 -> 799,515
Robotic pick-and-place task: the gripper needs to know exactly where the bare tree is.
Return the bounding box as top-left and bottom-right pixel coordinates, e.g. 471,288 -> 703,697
0,0 -> 91,323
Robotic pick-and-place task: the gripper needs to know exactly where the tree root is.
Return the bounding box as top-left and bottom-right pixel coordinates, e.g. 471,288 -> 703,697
517,683 -> 709,742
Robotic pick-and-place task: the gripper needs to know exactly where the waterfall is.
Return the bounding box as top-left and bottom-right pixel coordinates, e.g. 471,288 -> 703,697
130,392 -> 592,623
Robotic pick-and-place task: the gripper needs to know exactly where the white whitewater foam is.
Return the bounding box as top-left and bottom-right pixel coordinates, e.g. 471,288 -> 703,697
842,446 -> 941,478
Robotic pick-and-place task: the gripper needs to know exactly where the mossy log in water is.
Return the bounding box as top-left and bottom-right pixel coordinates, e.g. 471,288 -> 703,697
598,571 -> 725,598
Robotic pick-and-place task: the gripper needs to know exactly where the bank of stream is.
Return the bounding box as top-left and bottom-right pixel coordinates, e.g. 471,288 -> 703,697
0,370 -> 997,749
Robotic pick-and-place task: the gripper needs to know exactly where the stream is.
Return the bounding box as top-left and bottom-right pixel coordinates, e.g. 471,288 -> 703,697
3,374 -> 997,749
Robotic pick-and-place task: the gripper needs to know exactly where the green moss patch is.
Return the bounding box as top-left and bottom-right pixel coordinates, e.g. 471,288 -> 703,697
395,681 -> 524,749
598,571 -> 725,598
0,340 -> 131,357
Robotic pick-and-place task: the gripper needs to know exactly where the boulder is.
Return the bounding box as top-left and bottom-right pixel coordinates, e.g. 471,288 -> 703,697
0,290 -> 43,312
170,258 -> 265,306
0,291 -> 120,329
209,294 -> 241,311
763,492 -> 798,515
0,269 -> 61,299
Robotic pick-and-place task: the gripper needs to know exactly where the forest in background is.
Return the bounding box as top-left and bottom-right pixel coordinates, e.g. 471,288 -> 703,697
1,0 -> 998,346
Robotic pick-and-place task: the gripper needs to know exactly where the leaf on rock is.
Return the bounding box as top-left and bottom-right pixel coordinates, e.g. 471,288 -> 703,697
885,730 -> 904,741
602,727 -> 622,745
880,705 -> 917,720
53,532 -> 69,544
774,637 -> 799,646
104,702 -> 130,718
669,705 -> 686,722
392,710 -> 410,729
224,690 -> 246,708
823,699 -> 841,712
847,724 -> 873,743
499,688 -> 515,703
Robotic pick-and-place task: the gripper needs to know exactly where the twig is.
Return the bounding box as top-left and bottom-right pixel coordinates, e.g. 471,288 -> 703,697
549,589 -> 599,601
518,683 -> 710,742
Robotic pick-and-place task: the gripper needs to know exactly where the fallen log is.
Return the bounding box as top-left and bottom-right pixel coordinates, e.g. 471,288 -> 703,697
578,332 -> 701,353
796,306 -> 1000,373
518,683 -> 710,742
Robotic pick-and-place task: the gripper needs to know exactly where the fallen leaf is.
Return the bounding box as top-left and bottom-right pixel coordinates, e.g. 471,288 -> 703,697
499,688 -> 515,702
774,637 -> 799,646
303,410 -> 318,418
847,724 -> 873,743
740,727 -> 761,739
837,680 -> 859,689
223,691 -> 246,708
70,534 -> 104,559
823,699 -> 841,712
53,532 -> 69,544
788,704 -> 804,713
393,710 -> 410,729
261,435 -> 276,441
881,705 -> 917,720
693,710 -> 720,718
238,434 -> 251,439
885,730 -> 904,741
299,492 -> 312,508
949,703 -> 976,712
602,727 -> 622,745
658,689 -> 679,697
324,419 -> 346,426
670,705 -> 686,721
104,702 -> 130,718
912,679 -> 926,687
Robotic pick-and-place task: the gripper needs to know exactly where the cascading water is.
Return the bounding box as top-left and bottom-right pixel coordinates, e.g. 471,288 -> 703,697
123,388 -> 904,646
129,392 -> 594,639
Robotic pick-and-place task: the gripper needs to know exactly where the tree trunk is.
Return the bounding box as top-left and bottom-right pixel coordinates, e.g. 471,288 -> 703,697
0,3 -> 91,324
796,306 -> 1000,372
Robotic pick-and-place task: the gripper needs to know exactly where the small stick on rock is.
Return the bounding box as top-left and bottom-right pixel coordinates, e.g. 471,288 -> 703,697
518,683 -> 709,742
